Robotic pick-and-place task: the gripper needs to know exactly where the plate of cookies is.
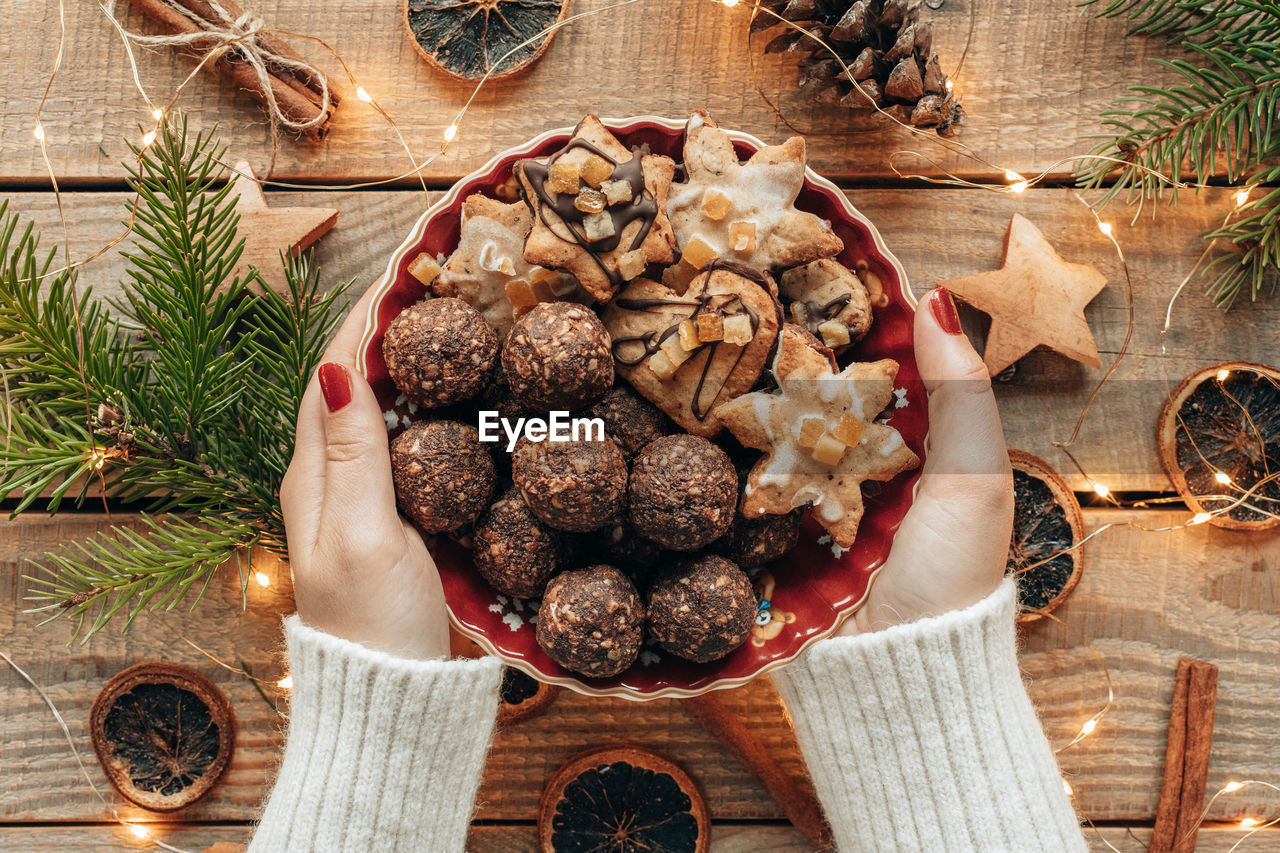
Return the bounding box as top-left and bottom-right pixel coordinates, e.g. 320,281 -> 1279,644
359,111 -> 927,699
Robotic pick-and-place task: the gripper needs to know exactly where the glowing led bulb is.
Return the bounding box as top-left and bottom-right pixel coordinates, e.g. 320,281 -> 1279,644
1191,512 -> 1213,525
1214,470 -> 1232,485
1004,169 -> 1020,182
254,571 -> 271,588
141,130 -> 157,148
721,0 -> 740,6
1224,780 -> 1245,793
1093,483 -> 1110,498
277,676 -> 293,689
128,824 -> 149,839
1217,368 -> 1230,382
945,79 -> 954,91
443,123 -> 459,143
1240,817 -> 1261,830
356,86 -> 373,103
1079,718 -> 1098,736
1062,780 -> 1074,797
1010,181 -> 1028,194
152,108 -> 164,121
33,123 -> 46,142
1098,222 -> 1113,236
1236,189 -> 1251,207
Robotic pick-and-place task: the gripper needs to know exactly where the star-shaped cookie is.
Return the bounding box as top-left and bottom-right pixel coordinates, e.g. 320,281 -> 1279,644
517,115 -> 677,304
434,193 -> 587,339
714,327 -> 919,548
938,213 -> 1107,376
666,110 -> 843,273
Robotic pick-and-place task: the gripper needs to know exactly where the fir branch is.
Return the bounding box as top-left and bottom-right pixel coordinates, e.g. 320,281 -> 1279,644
24,513 -> 259,643
1083,0 -> 1280,47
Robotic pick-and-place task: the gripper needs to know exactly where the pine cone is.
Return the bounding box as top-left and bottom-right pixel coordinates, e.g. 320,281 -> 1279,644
756,0 -> 964,136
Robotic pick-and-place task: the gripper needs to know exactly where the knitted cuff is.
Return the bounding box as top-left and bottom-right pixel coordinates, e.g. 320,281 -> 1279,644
249,617 -> 502,853
772,580 -> 1086,853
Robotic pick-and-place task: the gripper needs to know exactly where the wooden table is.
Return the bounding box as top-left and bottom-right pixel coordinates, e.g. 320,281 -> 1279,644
3,0 -> 1279,850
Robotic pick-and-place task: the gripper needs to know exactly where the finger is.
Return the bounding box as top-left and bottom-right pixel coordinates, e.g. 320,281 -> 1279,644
315,360 -> 399,540
280,379 -> 327,555
323,282 -> 384,369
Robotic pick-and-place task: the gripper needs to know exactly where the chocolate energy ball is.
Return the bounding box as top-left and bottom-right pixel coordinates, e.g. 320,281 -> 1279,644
384,297 -> 498,408
502,302 -> 613,410
511,436 -> 628,533
597,519 -> 667,582
391,420 -> 495,533
713,508 -> 803,567
473,488 -> 560,598
629,435 -> 737,551
537,566 -> 644,678
647,555 -> 756,663
588,386 -> 673,460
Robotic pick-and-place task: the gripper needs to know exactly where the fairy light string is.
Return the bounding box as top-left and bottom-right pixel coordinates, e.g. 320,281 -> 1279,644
13,0 -> 1279,847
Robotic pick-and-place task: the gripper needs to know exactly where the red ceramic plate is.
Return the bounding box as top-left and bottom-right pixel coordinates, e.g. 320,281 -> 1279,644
359,116 -> 926,700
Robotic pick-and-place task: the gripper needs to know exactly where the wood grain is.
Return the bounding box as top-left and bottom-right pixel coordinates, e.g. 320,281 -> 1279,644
7,186 -> 1277,493
3,509 -> 1279,825
0,823 -> 1275,852
1,0 -> 1194,184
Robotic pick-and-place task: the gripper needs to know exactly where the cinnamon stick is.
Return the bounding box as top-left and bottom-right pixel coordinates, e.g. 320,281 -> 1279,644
1149,657 -> 1219,853
124,0 -> 337,140
680,694 -> 834,852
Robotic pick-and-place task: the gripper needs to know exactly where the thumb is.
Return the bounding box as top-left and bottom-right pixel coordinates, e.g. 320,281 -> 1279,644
317,361 -> 399,532
883,288 -> 1013,596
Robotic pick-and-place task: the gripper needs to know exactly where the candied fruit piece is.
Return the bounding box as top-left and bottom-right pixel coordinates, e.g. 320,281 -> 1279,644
701,189 -> 732,221
601,179 -> 634,205
648,350 -> 680,380
582,211 -> 616,242
662,260 -> 699,294
696,313 -> 723,342
818,319 -> 852,348
790,302 -> 811,326
833,412 -> 864,446
681,235 -> 719,270
797,417 -> 825,449
729,221 -> 757,254
530,275 -> 559,302
722,313 -> 754,346
548,161 -> 580,195
580,154 -> 615,188
407,252 -> 441,286
505,278 -> 538,309
618,249 -> 647,281
574,188 -> 606,214
812,433 -> 847,466
677,319 -> 701,352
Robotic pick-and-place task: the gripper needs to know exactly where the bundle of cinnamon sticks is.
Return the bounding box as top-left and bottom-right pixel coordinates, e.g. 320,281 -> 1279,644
125,0 -> 338,140
1149,657 -> 1219,853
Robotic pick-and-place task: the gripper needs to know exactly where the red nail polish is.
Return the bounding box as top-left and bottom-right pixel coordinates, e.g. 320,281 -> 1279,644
318,362 -> 352,413
929,287 -> 962,335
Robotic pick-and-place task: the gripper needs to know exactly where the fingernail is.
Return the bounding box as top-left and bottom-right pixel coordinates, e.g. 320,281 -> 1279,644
318,362 -> 352,413
929,287 -> 962,335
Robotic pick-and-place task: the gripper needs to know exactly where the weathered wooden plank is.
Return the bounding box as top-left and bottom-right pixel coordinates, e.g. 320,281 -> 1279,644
0,824 -> 1276,852
1,0 -> 1191,184
8,187 -> 1276,493
3,509 -> 1279,825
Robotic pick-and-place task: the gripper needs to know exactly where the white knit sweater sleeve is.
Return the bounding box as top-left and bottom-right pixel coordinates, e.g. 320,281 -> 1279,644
249,616 -> 502,853
771,580 -> 1086,853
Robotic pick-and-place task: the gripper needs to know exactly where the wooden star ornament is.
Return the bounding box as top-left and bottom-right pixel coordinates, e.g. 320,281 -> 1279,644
230,161 -> 338,296
937,213 -> 1107,376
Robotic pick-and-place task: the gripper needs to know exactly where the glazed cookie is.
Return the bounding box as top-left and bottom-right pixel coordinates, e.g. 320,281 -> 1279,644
713,326 -> 920,548
779,258 -> 873,352
666,110 -> 843,274
601,262 -> 782,437
434,193 -> 588,339
517,115 -> 678,303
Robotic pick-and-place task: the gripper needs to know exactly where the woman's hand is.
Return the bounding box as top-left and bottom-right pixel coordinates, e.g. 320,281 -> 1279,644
842,287 -> 1014,635
280,288 -> 450,660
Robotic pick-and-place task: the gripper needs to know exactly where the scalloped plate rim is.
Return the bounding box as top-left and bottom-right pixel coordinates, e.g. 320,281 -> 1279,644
358,114 -> 922,701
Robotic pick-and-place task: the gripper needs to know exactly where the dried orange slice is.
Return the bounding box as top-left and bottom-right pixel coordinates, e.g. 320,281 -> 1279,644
1007,450 -> 1085,622
90,663 -> 235,812
1158,361 -> 1280,531
539,746 -> 709,853
404,0 -> 572,81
